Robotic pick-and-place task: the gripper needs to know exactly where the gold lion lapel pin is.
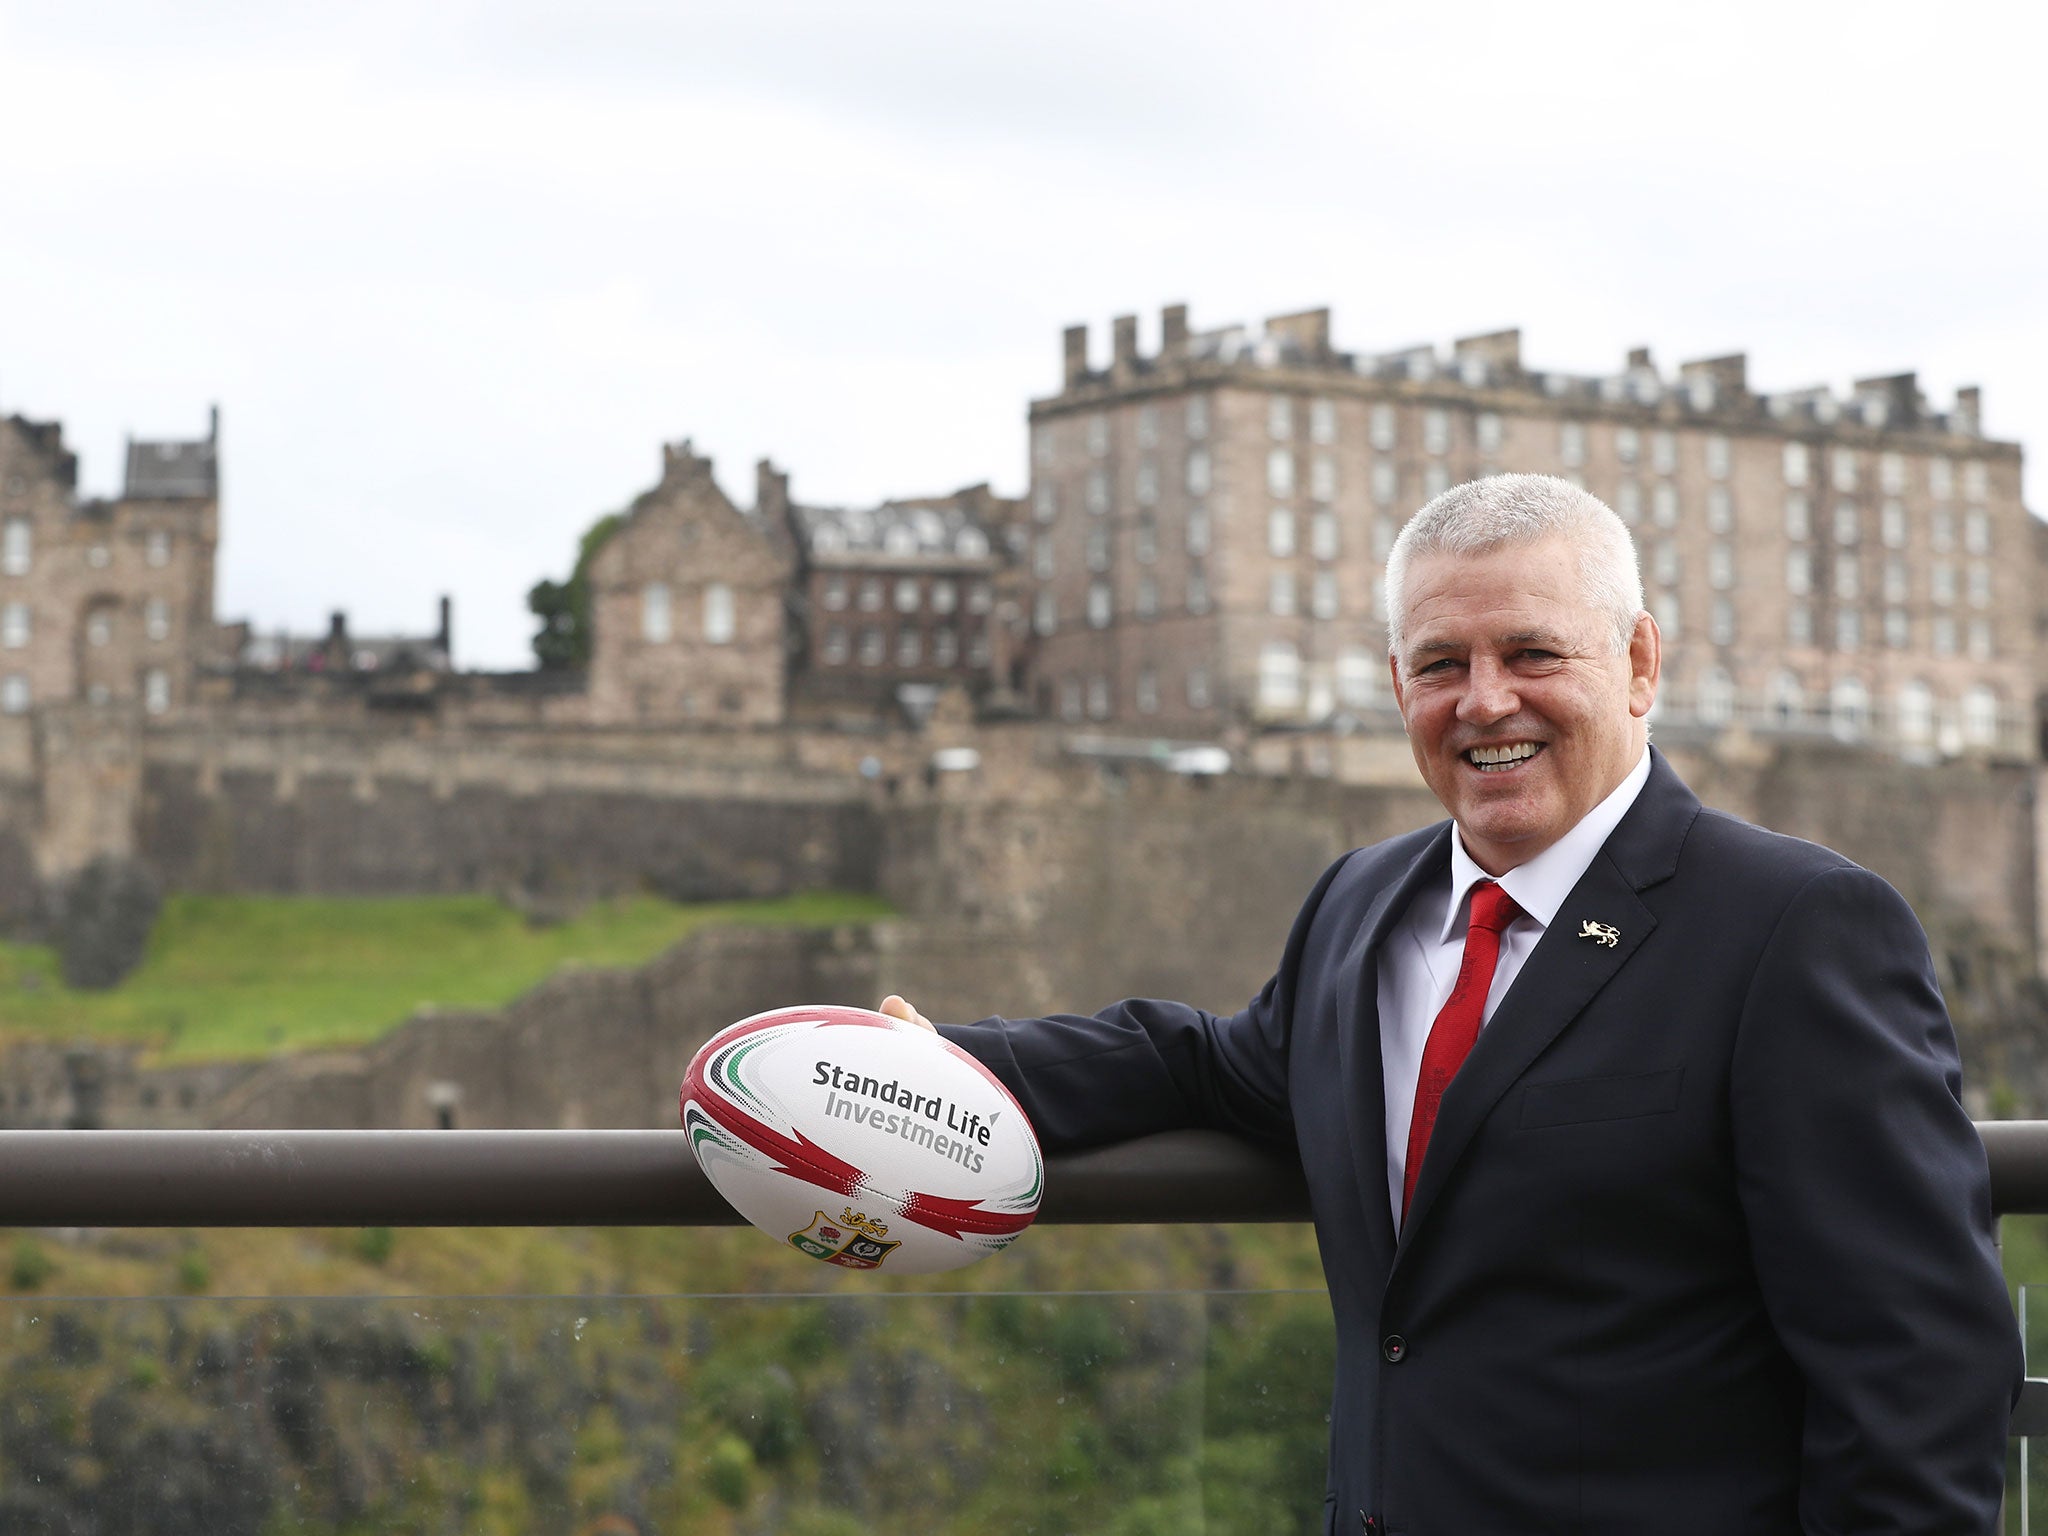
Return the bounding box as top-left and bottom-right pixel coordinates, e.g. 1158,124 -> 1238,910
1577,920 -> 1621,948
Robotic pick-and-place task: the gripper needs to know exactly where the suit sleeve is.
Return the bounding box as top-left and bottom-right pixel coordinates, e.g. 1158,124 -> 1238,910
937,851 -> 1354,1152
1730,864 -> 2021,1534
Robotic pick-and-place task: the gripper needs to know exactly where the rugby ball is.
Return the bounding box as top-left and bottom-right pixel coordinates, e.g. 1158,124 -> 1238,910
681,1004 -> 1043,1274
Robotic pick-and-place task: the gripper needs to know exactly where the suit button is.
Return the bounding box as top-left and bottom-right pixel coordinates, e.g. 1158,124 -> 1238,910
1381,1333 -> 1406,1363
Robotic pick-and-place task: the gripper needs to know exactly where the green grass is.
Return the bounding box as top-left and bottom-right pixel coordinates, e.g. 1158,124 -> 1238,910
0,890 -> 892,1062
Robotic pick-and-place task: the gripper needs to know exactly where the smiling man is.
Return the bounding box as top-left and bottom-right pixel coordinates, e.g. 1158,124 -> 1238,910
895,474 -> 2019,1534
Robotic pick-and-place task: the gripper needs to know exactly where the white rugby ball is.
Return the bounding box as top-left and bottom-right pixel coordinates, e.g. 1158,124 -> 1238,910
681,1004 -> 1043,1274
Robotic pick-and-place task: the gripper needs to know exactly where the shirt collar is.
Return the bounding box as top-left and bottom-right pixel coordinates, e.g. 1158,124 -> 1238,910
1439,747 -> 1651,942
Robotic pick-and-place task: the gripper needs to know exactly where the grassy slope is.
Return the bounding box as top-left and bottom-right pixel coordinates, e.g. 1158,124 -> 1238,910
0,890 -> 891,1062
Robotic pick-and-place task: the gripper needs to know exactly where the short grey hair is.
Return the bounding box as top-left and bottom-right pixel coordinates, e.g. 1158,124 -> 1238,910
1384,473 -> 1645,661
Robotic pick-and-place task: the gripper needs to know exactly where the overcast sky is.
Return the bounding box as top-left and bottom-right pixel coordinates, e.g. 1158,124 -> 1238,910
2,1 -> 2041,668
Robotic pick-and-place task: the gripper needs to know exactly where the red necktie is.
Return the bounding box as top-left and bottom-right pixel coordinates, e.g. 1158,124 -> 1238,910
1403,880 -> 1522,1222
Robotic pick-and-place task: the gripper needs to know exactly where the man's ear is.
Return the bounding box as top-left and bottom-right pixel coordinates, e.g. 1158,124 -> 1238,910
1628,611 -> 1661,719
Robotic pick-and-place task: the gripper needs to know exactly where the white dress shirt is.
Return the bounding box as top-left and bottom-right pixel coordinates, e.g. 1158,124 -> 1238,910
1377,748 -> 1650,1227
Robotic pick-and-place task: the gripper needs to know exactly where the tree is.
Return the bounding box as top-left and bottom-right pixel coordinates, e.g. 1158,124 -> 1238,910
527,512 -> 623,669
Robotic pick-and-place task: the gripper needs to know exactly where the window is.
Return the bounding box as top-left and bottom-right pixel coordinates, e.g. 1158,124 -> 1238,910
1897,681 -> 1935,744
146,530 -> 172,567
1311,570 -> 1339,619
1969,620 -> 1994,660
1932,616 -> 1957,655
1963,685 -> 1999,747
1136,669 -> 1159,715
1087,528 -> 1110,573
0,674 -> 26,714
1423,410 -> 1450,456
1931,508 -> 1955,552
1785,493 -> 1811,541
1879,452 -> 1906,494
1059,677 -> 1082,721
1709,544 -> 1735,590
1560,421 -> 1586,467
1785,550 -> 1811,596
145,598 -> 169,642
1788,605 -> 1813,647
1830,677 -> 1869,739
1928,457 -> 1953,500
1310,398 -> 1337,445
1769,671 -> 1805,724
1033,426 -> 1053,467
1268,509 -> 1296,558
1134,457 -> 1159,506
1884,609 -> 1909,649
822,625 -> 849,664
1267,449 -> 1295,499
968,631 -> 990,667
1968,564 -> 1992,609
859,626 -> 885,665
933,627 -> 958,666
932,579 -> 957,615
1087,581 -> 1112,628
2,519 -> 30,576
1370,403 -> 1397,452
896,629 -> 922,667
1135,522 -> 1157,565
1137,404 -> 1159,448
967,581 -> 992,614
1,602 -> 27,648
1964,510 -> 1991,555
1258,642 -> 1302,711
1783,442 -> 1809,487
1833,503 -> 1859,545
1087,675 -> 1110,720
1185,449 -> 1211,496
1423,465 -> 1450,500
1187,505 -> 1210,556
1310,511 -> 1338,561
1086,414 -> 1109,456
1373,515 -> 1397,561
1835,609 -> 1861,652
143,668 -> 170,714
1705,435 -> 1731,480
1136,575 -> 1158,618
1186,395 -> 1209,440
1710,597 -> 1736,647
1651,483 -> 1678,527
1831,449 -> 1857,493
1651,431 -> 1677,476
1833,554 -> 1859,600
1310,455 -> 1337,503
823,575 -> 849,611
859,578 -> 884,611
1477,413 -> 1502,456
1932,563 -> 1956,607
1315,650 -> 1374,717
1615,426 -> 1640,465
703,583 -> 735,643
1963,461 -> 1989,501
1706,487 -> 1732,534
1187,565 -> 1210,613
639,583 -> 673,642
1033,591 -> 1057,636
1086,467 -> 1109,515
1882,558 -> 1907,604
1269,571 -> 1296,616
1880,500 -> 1906,548
1657,591 -> 1681,637
1371,461 -> 1398,507
1652,540 -> 1680,587
87,545 -> 109,569
1697,667 -> 1735,725
1187,666 -> 1212,709
894,578 -> 920,613
1616,480 -> 1642,524
1268,396 -> 1293,441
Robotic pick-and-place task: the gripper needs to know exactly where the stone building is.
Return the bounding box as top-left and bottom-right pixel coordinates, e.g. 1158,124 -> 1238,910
584,440 -> 792,726
0,408 -> 221,718
786,480 -> 1026,718
1025,306 -> 2032,759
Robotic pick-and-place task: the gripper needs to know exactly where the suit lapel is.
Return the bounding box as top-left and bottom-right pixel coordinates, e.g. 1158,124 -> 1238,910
1395,750 -> 1701,1251
1336,827 -> 1453,1255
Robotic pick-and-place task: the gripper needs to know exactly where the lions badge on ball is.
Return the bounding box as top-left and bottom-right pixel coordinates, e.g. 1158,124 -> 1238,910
682,1004 -> 1044,1275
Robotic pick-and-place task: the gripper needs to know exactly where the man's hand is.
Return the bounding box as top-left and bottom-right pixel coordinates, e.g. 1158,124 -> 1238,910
879,995 -> 935,1033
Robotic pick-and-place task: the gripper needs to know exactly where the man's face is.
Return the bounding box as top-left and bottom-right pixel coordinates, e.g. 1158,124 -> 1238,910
1390,536 -> 1659,876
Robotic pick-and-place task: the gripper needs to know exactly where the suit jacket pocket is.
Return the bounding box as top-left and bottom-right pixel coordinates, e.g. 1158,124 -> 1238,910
1518,1067 -> 1684,1129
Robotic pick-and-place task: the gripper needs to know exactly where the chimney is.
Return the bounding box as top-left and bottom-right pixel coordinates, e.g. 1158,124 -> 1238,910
1853,372 -> 1922,428
1955,386 -> 1982,436
1679,354 -> 1748,393
1062,324 -> 1090,388
208,404 -> 220,444
755,457 -> 790,523
1626,347 -> 1654,371
437,595 -> 453,657
1111,314 -> 1140,376
1160,303 -> 1189,362
1452,329 -> 1522,371
1264,308 -> 1332,361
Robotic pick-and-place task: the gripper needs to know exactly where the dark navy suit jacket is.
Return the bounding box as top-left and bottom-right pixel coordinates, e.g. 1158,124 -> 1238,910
943,750 -> 2020,1535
